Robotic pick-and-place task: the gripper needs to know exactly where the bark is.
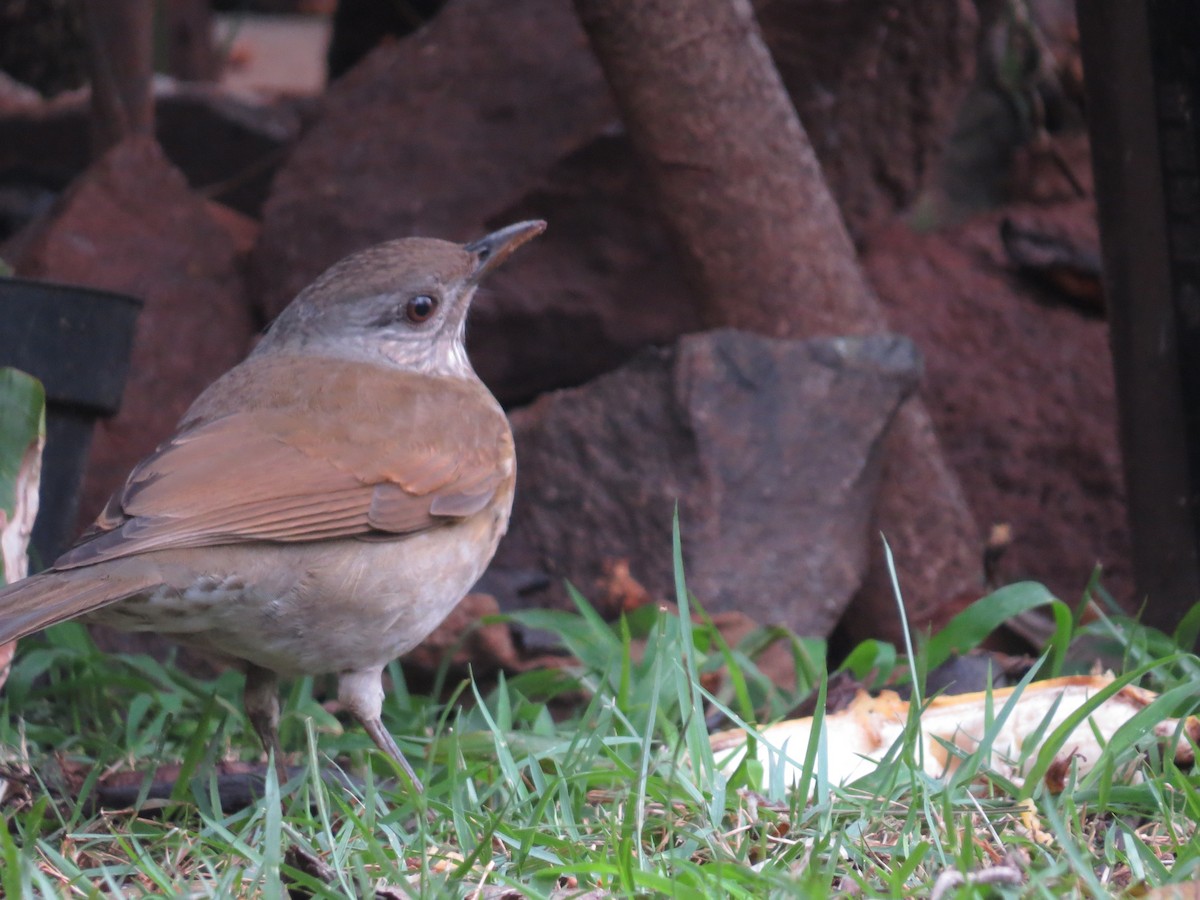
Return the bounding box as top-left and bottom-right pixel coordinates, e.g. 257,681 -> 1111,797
574,0 -> 876,337
573,0 -> 983,636
84,0 -> 155,157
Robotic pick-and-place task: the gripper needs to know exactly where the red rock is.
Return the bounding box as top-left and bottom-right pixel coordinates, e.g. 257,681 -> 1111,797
251,0 -> 615,320
0,82 -> 303,222
6,135 -> 257,534
494,330 -> 921,636
758,0 -> 978,237
471,135 -> 702,404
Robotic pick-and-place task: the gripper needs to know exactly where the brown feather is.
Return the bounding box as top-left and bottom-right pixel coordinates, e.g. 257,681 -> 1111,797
54,356 -> 513,570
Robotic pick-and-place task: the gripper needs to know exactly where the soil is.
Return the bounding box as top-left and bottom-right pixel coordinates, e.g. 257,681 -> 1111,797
863,199 -> 1130,606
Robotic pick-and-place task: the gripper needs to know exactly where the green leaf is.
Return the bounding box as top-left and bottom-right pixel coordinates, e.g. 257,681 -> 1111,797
838,638 -> 898,685
924,582 -> 1066,671
1172,601 -> 1200,651
0,367 -> 45,584
0,367 -> 45,513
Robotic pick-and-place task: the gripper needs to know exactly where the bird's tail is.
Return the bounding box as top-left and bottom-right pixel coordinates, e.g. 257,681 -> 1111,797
0,570 -> 150,645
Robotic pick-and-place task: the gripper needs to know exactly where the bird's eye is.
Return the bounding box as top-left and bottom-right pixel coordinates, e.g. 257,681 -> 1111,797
405,294 -> 438,323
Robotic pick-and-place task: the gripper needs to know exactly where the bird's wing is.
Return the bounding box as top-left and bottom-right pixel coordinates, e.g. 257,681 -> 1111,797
54,357 -> 513,570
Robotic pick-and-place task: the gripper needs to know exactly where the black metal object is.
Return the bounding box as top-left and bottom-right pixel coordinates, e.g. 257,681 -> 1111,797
1078,1 -> 1200,637
0,278 -> 140,567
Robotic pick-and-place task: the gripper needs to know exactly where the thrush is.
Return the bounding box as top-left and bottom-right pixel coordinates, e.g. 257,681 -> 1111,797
0,220 -> 545,789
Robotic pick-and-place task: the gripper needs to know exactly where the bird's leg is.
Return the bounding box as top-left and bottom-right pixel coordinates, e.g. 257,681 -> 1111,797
338,668 -> 424,792
243,664 -> 289,786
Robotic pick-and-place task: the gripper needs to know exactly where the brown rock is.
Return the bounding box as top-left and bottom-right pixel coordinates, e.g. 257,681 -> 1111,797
6,135 -> 257,535
851,399 -> 984,642
494,330 -> 921,636
472,135 -> 702,404
251,0 -> 615,320
204,200 -> 260,263
857,209 -> 1130,614
0,82 -> 303,223
757,0 -> 978,237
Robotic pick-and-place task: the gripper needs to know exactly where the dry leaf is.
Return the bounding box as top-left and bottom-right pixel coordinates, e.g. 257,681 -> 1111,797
711,675 -> 1199,792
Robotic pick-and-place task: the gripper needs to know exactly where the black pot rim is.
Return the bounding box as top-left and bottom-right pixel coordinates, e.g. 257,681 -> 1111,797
0,275 -> 144,310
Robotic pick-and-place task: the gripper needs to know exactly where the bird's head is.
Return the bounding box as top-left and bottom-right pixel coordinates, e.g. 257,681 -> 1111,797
257,220 -> 546,378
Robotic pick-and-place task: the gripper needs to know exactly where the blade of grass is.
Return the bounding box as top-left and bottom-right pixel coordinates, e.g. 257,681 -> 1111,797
924,582 -> 1069,675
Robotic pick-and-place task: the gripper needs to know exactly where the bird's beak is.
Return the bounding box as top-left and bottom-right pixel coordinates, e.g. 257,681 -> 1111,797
465,220 -> 547,283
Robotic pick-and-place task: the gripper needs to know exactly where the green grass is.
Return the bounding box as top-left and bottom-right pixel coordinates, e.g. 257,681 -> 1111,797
1,524 -> 1197,898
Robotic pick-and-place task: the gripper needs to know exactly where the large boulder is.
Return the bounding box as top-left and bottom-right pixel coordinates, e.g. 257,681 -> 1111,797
493,329 -> 921,636
757,0 -> 979,236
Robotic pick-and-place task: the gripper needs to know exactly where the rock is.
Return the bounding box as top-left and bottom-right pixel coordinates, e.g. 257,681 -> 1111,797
251,0 -> 615,320
857,208 -> 1131,613
493,329 -> 921,637
471,134 -> 702,404
850,399 -> 984,642
757,0 -> 978,237
0,81 -> 303,227
152,83 -> 306,216
5,135 -> 257,536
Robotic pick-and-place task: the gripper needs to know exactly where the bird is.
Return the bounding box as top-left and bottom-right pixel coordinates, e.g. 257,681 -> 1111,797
0,219 -> 546,790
